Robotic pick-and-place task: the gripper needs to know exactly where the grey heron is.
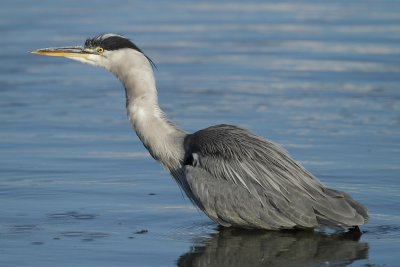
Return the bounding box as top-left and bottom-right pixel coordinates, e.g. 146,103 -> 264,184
32,33 -> 368,230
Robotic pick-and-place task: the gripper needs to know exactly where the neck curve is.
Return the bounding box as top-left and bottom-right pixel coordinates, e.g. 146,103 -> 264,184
109,50 -> 186,172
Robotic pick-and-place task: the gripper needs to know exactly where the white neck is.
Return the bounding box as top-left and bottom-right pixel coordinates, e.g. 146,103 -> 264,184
107,49 -> 186,172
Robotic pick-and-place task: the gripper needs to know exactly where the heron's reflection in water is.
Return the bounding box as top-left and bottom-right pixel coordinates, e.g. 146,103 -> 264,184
177,227 -> 368,267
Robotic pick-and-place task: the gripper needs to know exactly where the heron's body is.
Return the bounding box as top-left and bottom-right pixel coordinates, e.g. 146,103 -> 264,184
32,34 -> 368,230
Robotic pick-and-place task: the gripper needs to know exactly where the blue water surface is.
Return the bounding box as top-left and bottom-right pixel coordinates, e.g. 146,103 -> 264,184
1,1 -> 399,266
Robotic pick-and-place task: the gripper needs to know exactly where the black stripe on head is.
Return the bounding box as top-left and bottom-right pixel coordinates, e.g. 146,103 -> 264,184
84,34 -> 156,69
85,34 -> 140,51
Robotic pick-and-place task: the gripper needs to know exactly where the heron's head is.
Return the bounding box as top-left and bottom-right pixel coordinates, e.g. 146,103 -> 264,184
31,33 -> 155,73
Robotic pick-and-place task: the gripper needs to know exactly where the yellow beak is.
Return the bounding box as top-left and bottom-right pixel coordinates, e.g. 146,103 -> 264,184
31,46 -> 93,58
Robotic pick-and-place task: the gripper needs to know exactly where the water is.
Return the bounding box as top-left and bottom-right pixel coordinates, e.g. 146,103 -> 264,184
1,0 -> 399,266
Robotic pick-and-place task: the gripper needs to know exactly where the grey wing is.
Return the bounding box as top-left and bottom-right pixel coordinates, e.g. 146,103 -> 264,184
184,164 -> 298,229
183,124 -> 368,229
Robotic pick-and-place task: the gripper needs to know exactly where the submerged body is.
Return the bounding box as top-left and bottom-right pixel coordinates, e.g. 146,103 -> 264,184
32,34 -> 368,230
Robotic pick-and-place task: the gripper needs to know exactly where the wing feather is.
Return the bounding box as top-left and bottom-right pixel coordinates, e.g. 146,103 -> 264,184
182,124 -> 368,229
185,124 -> 324,201
184,165 -> 296,229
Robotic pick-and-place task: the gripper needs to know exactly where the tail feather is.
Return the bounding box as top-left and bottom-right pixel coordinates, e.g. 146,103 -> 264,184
313,188 -> 368,227
339,191 -> 368,221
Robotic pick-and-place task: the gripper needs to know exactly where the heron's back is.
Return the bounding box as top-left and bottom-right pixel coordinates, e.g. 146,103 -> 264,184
180,124 -> 368,230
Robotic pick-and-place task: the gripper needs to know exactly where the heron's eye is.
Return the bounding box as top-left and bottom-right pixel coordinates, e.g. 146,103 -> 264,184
96,47 -> 104,53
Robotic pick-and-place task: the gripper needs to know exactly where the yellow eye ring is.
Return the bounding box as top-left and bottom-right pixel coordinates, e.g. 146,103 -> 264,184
96,47 -> 104,53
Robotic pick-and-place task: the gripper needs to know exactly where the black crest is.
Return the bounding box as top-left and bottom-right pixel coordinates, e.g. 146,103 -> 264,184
84,33 -> 156,68
84,34 -> 141,51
